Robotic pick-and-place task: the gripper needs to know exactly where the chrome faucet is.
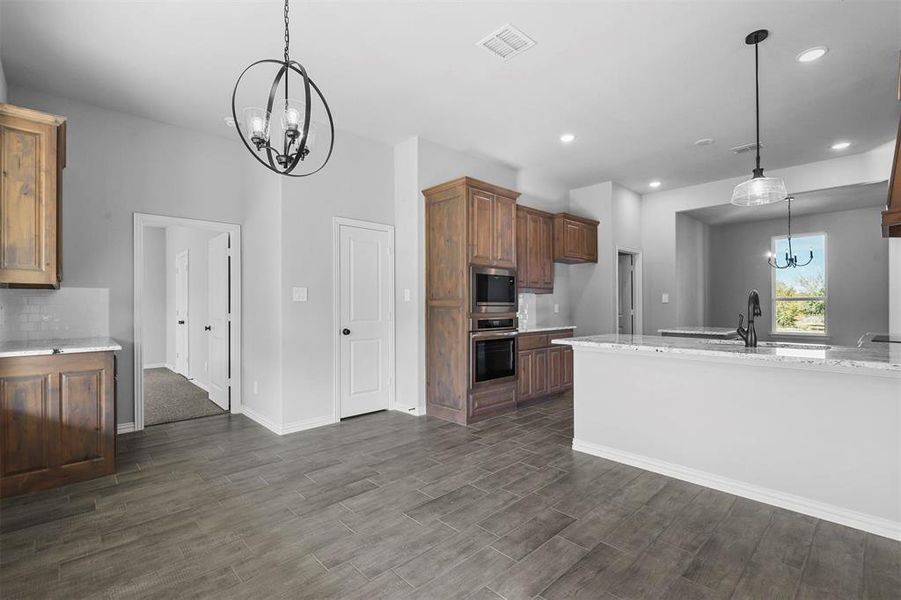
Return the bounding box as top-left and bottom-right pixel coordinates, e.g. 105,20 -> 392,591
736,289 -> 762,347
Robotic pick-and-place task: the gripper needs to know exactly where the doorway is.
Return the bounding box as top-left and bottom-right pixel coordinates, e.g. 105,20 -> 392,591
133,214 -> 242,431
333,218 -> 395,420
616,248 -> 643,335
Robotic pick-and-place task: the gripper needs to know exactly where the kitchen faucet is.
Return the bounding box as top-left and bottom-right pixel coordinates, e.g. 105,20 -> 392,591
736,289 -> 762,348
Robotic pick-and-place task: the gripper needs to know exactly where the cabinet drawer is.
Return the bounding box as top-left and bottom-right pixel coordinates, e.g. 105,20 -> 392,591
548,330 -> 573,342
469,385 -> 516,416
518,334 -> 548,350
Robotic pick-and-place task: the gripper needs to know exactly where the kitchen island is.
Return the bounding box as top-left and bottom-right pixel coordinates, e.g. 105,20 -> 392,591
554,333 -> 901,540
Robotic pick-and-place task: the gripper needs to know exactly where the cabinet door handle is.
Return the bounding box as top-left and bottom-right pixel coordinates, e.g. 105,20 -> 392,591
342,328 -> 351,335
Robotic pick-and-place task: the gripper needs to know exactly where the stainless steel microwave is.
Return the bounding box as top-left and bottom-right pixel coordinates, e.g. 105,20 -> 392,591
471,266 -> 517,314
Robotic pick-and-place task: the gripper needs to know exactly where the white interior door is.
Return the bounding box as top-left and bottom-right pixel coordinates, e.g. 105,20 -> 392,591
207,232 -> 230,411
174,249 -> 190,376
338,223 -> 392,418
618,253 -> 634,334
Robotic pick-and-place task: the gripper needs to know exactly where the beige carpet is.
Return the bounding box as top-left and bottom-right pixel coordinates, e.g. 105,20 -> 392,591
144,367 -> 225,426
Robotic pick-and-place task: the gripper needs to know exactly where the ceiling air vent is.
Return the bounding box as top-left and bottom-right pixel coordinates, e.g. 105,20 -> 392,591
478,24 -> 536,61
731,142 -> 762,155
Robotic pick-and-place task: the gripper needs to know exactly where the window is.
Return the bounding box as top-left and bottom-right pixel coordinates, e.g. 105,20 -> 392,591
771,233 -> 827,335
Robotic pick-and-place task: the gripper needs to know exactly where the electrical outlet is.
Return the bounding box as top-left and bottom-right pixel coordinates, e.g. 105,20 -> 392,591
662,293 -> 670,304
253,381 -> 259,395
403,288 -> 412,302
554,303 -> 560,314
292,287 -> 308,302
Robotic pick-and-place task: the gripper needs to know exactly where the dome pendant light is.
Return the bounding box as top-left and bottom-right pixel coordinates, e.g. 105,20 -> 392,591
731,30 -> 787,206
231,0 -> 334,177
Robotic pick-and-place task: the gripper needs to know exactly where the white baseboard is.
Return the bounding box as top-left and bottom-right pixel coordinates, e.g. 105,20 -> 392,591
393,406 -> 422,416
572,438 -> 901,541
191,379 -> 210,393
117,422 -> 135,435
241,406 -> 334,436
282,415 -> 335,435
142,363 -> 167,369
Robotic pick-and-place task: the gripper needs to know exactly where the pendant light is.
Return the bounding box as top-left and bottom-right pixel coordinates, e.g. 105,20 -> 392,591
231,0 -> 334,177
767,196 -> 814,269
731,30 -> 787,206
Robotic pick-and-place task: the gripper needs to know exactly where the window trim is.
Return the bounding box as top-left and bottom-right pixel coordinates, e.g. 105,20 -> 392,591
770,231 -> 828,337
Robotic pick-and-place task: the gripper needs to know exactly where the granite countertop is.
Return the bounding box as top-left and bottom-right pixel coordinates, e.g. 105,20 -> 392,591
553,333 -> 901,373
518,325 -> 577,334
658,326 -> 739,339
0,337 -> 123,358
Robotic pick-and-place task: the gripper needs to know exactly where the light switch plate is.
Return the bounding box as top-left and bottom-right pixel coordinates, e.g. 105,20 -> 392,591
554,304 -> 560,314
293,287 -> 308,302
662,293 -> 670,304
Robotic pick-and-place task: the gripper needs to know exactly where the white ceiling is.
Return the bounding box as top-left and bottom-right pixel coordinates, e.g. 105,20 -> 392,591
2,1 -> 899,193
682,182 -> 889,226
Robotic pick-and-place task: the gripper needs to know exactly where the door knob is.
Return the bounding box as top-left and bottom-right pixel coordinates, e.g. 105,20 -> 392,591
342,328 -> 351,335
178,320 -> 185,325
204,325 -> 212,331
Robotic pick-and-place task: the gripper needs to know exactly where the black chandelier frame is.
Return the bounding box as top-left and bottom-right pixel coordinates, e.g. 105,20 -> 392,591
231,0 -> 334,177
768,196 -> 815,270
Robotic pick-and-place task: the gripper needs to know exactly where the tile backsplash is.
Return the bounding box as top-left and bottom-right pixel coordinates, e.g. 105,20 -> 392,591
0,288 -> 110,342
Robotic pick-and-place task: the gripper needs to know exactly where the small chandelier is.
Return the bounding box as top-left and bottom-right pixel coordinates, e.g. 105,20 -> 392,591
768,196 -> 814,269
731,29 -> 787,206
231,0 -> 334,177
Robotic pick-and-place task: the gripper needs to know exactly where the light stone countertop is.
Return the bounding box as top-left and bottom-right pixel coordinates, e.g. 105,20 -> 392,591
658,326 -> 739,339
0,337 -> 123,358
553,333 -> 901,373
518,325 -> 577,334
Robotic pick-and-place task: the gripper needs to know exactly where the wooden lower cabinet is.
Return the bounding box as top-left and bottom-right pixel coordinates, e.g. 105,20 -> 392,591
469,383 -> 517,422
517,329 -> 573,404
0,351 -> 116,497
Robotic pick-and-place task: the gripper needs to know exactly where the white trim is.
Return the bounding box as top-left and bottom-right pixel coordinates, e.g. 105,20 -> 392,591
117,422 -> 135,435
242,406 -> 332,436
615,246 -> 643,334
133,213 -> 243,432
142,363 -> 168,369
190,379 -> 210,393
332,217 -> 397,423
572,438 -> 901,541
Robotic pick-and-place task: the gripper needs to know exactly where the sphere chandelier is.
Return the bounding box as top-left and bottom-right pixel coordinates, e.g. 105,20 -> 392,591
231,0 -> 334,177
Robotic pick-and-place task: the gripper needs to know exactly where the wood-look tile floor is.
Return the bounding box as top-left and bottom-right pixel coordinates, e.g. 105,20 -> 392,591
1,393 -> 898,599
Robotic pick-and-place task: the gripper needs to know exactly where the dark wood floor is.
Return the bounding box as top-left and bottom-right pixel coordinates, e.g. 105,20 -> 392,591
1,393 -> 898,599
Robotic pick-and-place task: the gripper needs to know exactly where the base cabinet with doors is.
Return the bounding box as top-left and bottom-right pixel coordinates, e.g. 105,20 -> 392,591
0,350 -> 117,497
0,103 -> 67,288
517,329 -> 574,404
516,205 -> 554,293
553,213 -> 599,264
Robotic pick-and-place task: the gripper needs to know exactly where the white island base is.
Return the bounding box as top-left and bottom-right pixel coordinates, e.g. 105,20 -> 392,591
561,338 -> 900,540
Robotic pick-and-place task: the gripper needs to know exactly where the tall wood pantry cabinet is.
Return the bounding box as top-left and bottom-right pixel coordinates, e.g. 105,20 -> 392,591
0,103 -> 67,288
423,177 -> 520,425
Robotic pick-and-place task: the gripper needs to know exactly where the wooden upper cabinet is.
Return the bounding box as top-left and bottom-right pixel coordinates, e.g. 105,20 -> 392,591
463,180 -> 520,268
554,213 -> 599,264
516,205 -> 554,292
469,189 -> 495,265
0,103 -> 66,288
883,114 -> 901,237
492,194 -> 516,268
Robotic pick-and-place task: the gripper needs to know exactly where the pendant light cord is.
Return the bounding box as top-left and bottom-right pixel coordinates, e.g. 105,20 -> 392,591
754,38 -> 761,176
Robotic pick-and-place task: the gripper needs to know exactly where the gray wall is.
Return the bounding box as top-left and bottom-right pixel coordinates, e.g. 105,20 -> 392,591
10,87 -> 248,424
707,206 -> 888,346
141,227 -> 166,366
675,213 -> 709,328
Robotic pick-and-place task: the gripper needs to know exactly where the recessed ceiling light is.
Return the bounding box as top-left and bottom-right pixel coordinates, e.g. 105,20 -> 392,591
694,138 -> 715,146
796,46 -> 828,63
560,133 -> 575,143
649,180 -> 661,188
831,141 -> 851,151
